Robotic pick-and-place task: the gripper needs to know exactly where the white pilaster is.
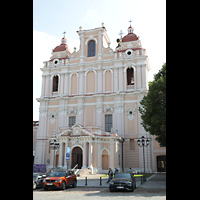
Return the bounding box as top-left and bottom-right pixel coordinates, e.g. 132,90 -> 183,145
82,142 -> 87,168
88,142 -> 93,167
97,142 -> 102,170
58,142 -> 63,168
110,142 -> 114,169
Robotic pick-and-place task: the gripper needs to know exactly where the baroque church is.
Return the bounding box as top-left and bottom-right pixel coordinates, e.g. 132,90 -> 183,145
33,22 -> 166,173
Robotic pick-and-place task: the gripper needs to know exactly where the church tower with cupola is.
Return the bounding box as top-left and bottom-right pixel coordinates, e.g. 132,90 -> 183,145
34,22 -> 165,173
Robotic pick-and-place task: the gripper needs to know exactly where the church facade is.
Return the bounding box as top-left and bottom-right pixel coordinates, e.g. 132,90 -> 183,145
34,23 -> 166,173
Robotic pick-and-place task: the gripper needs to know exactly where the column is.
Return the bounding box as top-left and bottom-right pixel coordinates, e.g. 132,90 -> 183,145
119,67 -> 123,91
88,142 -> 93,167
80,33 -> 85,61
64,73 -> 69,96
110,142 -> 114,169
60,74 -> 64,96
97,65 -> 103,93
114,68 -> 118,92
82,142 -> 87,168
58,142 -> 63,168
79,70 -> 84,95
136,65 -> 141,90
97,142 -> 102,171
63,139 -> 68,169
98,31 -> 103,59
45,75 -> 50,97
41,75 -> 45,97
142,65 -> 147,89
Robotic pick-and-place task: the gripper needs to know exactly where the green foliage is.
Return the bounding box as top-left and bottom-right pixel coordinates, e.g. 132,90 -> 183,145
139,63 -> 166,147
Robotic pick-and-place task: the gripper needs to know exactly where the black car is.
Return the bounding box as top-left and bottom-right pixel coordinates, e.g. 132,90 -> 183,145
109,173 -> 136,192
33,173 -> 45,189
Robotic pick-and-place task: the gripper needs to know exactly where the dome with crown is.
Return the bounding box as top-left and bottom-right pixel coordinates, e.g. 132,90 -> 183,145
53,37 -> 68,52
122,26 -> 138,42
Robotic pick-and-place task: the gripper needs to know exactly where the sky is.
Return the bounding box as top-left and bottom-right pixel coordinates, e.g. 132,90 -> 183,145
33,0 -> 166,121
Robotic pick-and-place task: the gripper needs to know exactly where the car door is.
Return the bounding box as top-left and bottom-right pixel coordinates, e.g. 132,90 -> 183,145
65,171 -> 73,184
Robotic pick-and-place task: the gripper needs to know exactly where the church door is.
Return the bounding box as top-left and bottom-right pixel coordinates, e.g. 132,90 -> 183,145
157,155 -> 166,172
102,150 -> 109,170
71,147 -> 83,169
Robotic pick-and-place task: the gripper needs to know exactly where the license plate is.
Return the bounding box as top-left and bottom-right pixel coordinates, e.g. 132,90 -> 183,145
47,183 -> 53,185
117,186 -> 124,189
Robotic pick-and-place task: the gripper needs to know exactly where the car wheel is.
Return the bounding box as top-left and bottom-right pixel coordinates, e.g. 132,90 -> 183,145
131,184 -> 134,192
33,182 -> 37,190
44,187 -> 48,191
109,188 -> 114,192
72,180 -> 77,188
62,181 -> 66,190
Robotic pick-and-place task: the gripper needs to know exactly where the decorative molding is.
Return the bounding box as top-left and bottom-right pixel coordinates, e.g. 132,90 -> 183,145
96,103 -> 103,113
68,107 -> 77,116
49,112 -> 57,124
39,107 -> 47,116
104,104 -> 114,114
114,103 -> 124,113
125,107 -> 136,121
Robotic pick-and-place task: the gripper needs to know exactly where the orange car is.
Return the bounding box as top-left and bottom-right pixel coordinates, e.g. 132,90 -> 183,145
43,169 -> 77,190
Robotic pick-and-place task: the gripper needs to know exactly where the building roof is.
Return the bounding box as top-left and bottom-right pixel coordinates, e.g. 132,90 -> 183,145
53,44 -> 68,52
53,37 -> 68,52
122,33 -> 138,42
122,25 -> 138,42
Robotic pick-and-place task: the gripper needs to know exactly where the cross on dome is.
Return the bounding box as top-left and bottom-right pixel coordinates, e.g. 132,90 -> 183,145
118,30 -> 124,39
128,19 -> 132,26
63,31 -> 66,37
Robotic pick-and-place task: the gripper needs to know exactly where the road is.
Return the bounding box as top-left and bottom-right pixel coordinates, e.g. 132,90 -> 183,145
33,187 -> 166,200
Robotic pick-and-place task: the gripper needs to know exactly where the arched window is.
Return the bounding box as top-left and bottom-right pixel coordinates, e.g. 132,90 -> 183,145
53,75 -> 59,91
88,40 -> 95,57
127,68 -> 134,85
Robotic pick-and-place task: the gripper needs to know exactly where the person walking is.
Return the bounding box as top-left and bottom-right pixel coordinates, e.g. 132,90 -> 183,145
114,168 -> 119,175
106,168 -> 113,183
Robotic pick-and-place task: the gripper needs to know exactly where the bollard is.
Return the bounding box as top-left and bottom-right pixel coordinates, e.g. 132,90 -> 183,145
100,177 -> 102,185
141,175 -> 143,184
85,177 -> 87,185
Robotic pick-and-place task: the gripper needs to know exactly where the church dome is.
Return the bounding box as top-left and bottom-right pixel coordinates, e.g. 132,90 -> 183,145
53,37 -> 68,52
122,26 -> 138,42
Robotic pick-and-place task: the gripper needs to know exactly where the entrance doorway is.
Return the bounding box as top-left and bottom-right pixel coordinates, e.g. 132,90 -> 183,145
102,150 -> 109,170
157,155 -> 166,172
71,147 -> 83,169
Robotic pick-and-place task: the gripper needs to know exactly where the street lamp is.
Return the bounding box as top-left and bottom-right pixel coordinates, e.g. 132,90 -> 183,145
50,139 -> 60,169
137,136 -> 149,181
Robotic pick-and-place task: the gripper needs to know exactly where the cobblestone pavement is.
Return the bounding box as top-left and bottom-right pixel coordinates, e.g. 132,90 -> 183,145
33,187 -> 166,200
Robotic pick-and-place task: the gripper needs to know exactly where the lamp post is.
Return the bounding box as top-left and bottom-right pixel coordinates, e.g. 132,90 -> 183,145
50,139 -> 60,169
137,136 -> 149,181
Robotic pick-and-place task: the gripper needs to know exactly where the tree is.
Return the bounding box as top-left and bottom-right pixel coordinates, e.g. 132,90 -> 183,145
139,63 -> 166,147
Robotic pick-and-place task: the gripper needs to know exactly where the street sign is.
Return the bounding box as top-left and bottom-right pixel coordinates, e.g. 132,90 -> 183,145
66,153 -> 70,161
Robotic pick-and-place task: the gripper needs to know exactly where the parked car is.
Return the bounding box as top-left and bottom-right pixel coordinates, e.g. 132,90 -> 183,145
33,173 -> 45,189
109,172 -> 136,192
43,169 -> 77,190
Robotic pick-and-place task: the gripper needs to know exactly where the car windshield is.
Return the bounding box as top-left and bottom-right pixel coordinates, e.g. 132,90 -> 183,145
49,171 -> 66,177
114,173 -> 131,179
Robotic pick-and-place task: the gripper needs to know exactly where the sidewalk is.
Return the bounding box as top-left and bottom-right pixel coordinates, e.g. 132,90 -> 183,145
140,173 -> 166,189
76,173 -> 166,189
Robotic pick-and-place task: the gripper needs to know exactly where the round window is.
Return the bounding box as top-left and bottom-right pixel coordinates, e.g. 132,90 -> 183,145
127,51 -> 132,55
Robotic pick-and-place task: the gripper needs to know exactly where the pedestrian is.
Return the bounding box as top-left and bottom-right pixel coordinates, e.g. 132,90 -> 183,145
129,167 -> 132,173
106,168 -> 113,183
114,168 -> 119,175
